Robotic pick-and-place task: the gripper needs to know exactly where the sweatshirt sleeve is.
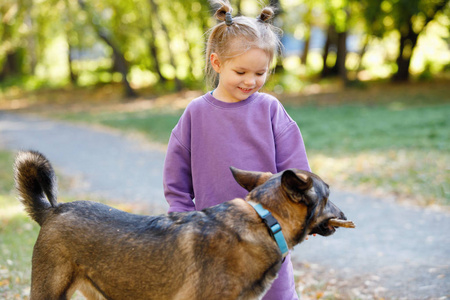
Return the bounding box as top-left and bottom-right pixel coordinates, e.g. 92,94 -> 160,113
272,102 -> 311,172
163,131 -> 196,213
275,122 -> 311,172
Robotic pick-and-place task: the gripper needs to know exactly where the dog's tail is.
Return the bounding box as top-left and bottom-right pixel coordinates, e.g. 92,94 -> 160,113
14,150 -> 58,226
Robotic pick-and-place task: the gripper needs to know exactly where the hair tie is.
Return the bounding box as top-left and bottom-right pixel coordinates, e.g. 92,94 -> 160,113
225,12 -> 234,26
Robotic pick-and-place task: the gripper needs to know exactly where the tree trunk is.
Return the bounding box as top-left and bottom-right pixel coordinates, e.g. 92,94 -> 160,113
0,21 -> 21,80
105,35 -> 137,98
236,0 -> 242,15
147,19 -> 167,83
301,35 -> 310,66
356,34 -> 369,73
392,20 -> 418,82
100,31 -> 136,98
300,5 -> 312,66
67,43 -> 77,84
148,0 -> 182,91
0,52 -> 19,80
321,25 -> 338,78
392,0 -> 448,82
77,0 -> 137,98
336,31 -> 348,84
64,0 -> 77,85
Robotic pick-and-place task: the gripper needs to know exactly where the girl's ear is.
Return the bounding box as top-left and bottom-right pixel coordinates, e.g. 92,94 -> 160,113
210,53 -> 222,73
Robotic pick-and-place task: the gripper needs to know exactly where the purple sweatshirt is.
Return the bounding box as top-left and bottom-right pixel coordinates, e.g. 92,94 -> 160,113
163,92 -> 310,300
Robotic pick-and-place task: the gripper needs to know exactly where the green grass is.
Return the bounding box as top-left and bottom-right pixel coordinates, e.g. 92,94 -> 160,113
287,104 -> 449,205
0,196 -> 38,299
0,151 -> 15,195
287,104 -> 449,153
0,150 -> 36,298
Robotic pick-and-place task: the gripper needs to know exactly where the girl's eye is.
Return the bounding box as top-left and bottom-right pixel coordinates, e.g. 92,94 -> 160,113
235,71 -> 244,75
256,73 -> 265,76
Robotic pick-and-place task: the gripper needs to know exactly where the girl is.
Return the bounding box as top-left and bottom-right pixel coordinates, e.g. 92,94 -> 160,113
163,1 -> 310,299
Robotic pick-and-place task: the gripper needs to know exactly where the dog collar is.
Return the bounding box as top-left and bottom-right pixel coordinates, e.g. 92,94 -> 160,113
248,201 -> 289,257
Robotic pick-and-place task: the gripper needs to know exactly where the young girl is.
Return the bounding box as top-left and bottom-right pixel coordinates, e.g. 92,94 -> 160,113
163,1 -> 310,299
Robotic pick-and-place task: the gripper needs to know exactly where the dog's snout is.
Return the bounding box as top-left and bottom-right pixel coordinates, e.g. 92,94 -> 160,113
327,200 -> 346,219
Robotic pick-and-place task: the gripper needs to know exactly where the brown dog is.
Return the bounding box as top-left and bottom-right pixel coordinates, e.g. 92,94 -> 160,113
14,150 -> 350,300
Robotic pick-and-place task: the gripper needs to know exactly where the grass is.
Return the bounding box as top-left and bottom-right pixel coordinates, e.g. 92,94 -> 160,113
0,151 -> 36,299
287,104 -> 449,205
0,197 -> 38,300
288,104 -> 449,153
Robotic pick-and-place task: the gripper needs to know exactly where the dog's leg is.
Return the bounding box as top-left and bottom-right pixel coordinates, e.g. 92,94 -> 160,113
30,262 -> 75,300
76,279 -> 107,300
29,245 -> 77,300
30,267 -> 74,299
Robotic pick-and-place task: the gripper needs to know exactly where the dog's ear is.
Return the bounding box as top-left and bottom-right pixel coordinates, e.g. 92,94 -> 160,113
230,167 -> 273,192
281,170 -> 313,204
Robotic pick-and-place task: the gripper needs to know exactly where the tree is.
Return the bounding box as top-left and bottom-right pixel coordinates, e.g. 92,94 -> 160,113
148,0 -> 183,91
64,0 -> 78,84
300,3 -> 313,66
78,0 -> 137,98
321,0 -> 350,84
391,0 -> 449,81
0,1 -> 29,79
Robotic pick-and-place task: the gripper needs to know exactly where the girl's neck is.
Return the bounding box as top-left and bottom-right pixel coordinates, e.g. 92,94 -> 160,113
212,89 -> 239,103
212,88 -> 257,103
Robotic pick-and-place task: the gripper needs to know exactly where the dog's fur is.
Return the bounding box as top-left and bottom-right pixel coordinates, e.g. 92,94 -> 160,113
14,150 -> 348,300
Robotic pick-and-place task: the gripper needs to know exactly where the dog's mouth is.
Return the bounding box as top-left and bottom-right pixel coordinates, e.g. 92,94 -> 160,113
309,215 -> 355,237
309,218 -> 337,236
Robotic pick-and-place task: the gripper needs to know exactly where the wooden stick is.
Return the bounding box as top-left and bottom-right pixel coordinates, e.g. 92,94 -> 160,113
328,218 -> 355,228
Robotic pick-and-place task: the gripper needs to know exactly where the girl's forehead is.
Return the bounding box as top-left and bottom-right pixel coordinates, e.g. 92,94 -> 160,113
226,48 -> 271,68
222,36 -> 273,58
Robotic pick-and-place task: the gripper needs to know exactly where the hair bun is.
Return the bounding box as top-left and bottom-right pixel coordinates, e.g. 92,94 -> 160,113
258,7 -> 274,22
213,1 -> 233,22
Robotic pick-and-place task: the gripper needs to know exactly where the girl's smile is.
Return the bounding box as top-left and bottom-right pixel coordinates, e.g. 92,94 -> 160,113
211,48 -> 270,103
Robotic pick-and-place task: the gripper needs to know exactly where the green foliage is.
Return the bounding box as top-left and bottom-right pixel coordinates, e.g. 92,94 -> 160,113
1,0 -> 449,92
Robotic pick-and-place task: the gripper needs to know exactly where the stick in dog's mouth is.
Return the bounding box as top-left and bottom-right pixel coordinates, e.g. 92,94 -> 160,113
328,218 -> 355,228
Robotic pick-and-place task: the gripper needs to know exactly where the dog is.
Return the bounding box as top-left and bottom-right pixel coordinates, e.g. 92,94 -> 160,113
14,150 -> 349,300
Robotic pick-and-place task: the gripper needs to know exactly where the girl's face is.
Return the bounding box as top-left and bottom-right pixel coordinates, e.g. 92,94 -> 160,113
211,48 -> 270,103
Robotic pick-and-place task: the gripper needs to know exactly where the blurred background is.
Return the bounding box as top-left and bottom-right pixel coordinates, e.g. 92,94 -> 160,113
0,0 -> 449,95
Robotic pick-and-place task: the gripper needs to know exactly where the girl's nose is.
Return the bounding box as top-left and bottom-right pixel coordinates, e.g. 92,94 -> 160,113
244,76 -> 256,86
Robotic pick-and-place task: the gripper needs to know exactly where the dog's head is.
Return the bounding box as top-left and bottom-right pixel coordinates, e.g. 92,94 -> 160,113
230,167 -> 347,247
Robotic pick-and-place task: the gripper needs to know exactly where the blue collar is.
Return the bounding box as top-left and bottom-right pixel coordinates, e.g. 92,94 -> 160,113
248,201 -> 289,257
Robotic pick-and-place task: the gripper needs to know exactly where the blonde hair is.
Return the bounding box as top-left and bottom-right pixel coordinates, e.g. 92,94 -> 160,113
205,0 -> 283,88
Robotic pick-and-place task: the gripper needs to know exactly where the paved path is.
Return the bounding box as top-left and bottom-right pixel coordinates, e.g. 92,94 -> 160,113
1,112 -> 449,299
